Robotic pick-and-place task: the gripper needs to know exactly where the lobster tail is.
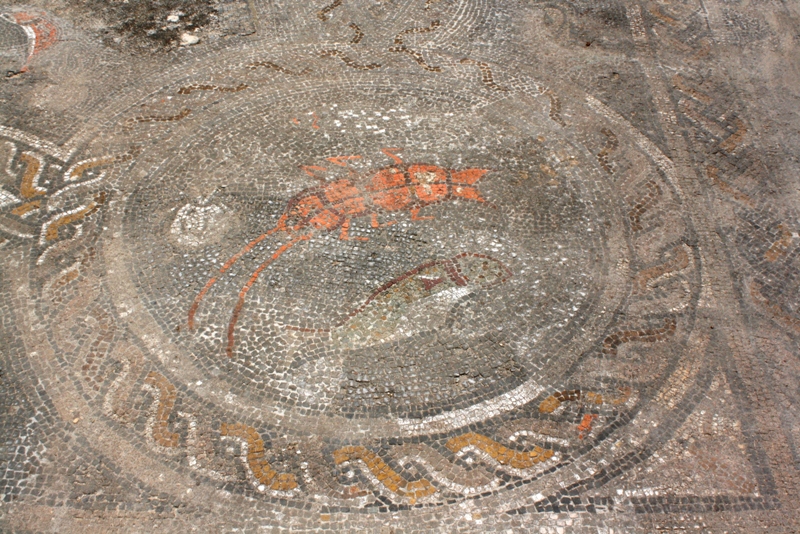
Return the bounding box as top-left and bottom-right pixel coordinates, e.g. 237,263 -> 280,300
450,168 -> 489,203
450,168 -> 488,185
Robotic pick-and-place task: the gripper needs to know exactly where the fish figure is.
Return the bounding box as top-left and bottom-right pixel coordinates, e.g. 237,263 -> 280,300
284,253 -> 512,349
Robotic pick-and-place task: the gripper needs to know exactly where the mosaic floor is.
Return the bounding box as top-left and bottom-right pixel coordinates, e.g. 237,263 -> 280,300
1,0 -> 799,531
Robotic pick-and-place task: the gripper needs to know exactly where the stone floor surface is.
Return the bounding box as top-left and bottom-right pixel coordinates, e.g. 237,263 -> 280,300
0,0 -> 799,531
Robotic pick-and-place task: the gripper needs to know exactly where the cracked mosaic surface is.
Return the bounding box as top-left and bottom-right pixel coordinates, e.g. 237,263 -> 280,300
1,0 -> 799,531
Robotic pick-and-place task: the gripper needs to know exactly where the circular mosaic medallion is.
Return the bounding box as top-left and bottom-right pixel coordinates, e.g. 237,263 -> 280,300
19,45 -> 702,513
119,73 -> 629,430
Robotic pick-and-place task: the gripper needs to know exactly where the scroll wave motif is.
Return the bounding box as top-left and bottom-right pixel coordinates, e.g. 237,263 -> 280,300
333,445 -> 436,503
220,423 -> 298,491
446,432 -> 554,469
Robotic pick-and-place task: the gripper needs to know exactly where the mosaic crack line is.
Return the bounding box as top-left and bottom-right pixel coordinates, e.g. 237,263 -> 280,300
177,83 -> 249,95
246,61 -> 312,75
333,445 -> 437,503
319,49 -> 380,71
460,58 -> 508,92
124,109 -> 191,127
317,0 -> 343,21
393,20 -> 442,44
188,149 -> 492,357
349,22 -> 363,44
388,45 -> 442,72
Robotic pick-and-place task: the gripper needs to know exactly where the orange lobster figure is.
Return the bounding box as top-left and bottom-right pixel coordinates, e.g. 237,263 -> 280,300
188,148 -> 491,358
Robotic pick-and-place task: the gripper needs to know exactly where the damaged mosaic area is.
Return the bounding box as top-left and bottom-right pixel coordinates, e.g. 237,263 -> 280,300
1,0 -> 799,532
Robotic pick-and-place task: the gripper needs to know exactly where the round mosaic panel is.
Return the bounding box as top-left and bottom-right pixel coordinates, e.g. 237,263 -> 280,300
121,75 -> 628,425
7,0 -> 800,528
7,41 -> 704,521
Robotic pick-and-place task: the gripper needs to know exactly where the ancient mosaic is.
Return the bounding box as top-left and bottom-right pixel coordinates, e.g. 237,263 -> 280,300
1,0 -> 798,531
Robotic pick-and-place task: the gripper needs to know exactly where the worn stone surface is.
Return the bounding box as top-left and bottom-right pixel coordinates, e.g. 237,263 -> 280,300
0,0 -> 799,531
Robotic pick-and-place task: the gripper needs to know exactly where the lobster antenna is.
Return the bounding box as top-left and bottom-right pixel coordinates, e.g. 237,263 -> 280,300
381,147 -> 404,165
226,234 -> 312,358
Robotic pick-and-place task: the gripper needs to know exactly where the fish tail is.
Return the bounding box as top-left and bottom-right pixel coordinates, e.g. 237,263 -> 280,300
226,234 -> 311,358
